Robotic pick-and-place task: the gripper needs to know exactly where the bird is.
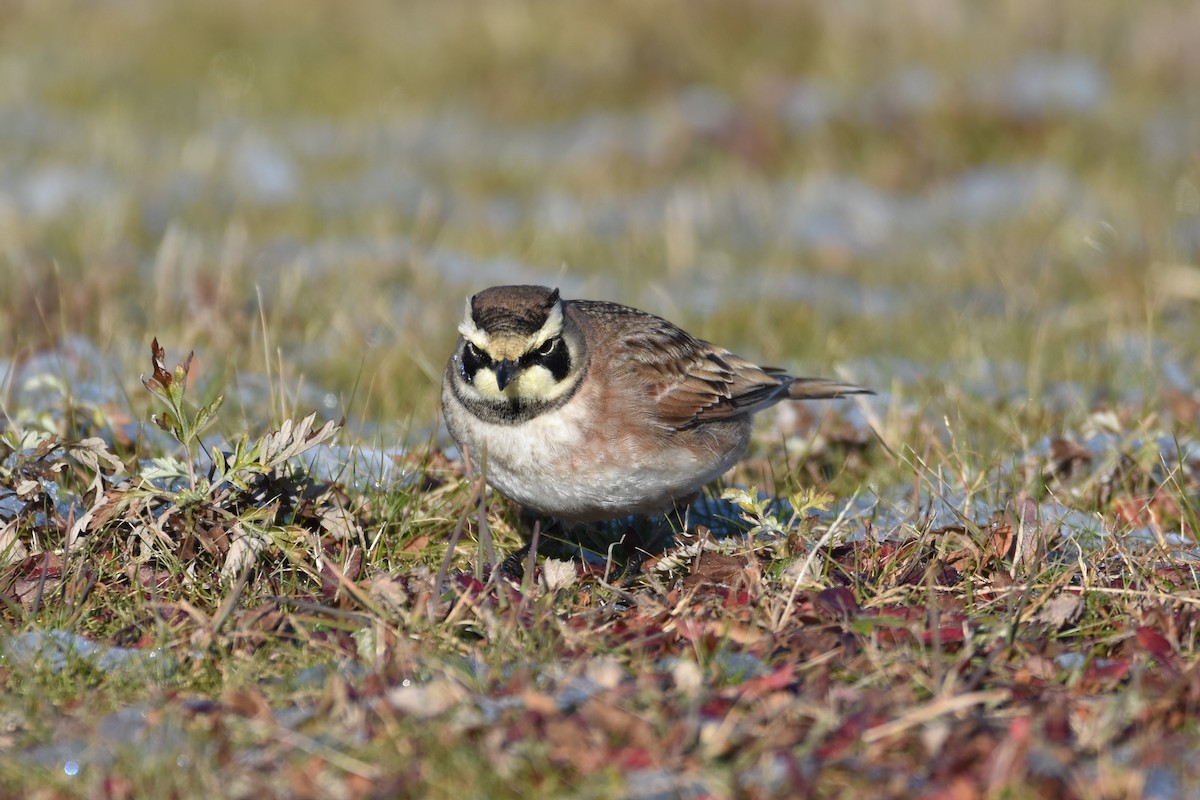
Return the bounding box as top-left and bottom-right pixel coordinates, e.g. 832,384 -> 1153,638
442,285 -> 872,527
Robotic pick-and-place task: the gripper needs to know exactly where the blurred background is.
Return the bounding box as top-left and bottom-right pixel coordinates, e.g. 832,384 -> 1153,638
1,0 -> 1198,453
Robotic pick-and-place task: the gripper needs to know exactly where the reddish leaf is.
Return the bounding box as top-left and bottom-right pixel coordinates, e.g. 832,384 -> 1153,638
816,587 -> 859,617
1135,626 -> 1177,666
921,624 -> 967,645
453,574 -> 486,595
19,552 -> 63,579
675,619 -> 706,643
1084,659 -> 1131,686
614,747 -> 655,770
740,664 -> 796,697
725,589 -> 754,608
814,711 -> 875,760
875,605 -> 923,621
699,697 -> 735,719
1042,702 -> 1071,744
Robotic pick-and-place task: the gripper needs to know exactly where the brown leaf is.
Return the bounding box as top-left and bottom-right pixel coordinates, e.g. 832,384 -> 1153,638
401,534 -> 430,553
985,523 -> 1015,561
1013,655 -> 1060,684
224,688 -> 272,720
20,552 -> 63,579
942,547 -> 976,573
578,698 -> 657,753
364,575 -> 409,613
816,586 -> 859,617
521,690 -> 559,716
1081,659 -> 1131,690
143,338 -> 172,391
1035,593 -> 1084,628
1009,494 -> 1056,571
739,664 -> 796,697
1046,437 -> 1091,481
681,552 -> 747,591
546,717 -> 605,773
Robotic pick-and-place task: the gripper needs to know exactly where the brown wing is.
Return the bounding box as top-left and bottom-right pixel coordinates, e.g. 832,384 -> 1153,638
576,301 -> 796,430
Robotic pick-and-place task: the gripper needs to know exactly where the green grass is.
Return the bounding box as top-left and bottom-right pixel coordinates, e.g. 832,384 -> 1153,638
2,1 -> 1200,797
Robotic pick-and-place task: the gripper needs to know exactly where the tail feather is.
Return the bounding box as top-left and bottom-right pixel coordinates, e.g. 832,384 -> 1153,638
785,377 -> 873,400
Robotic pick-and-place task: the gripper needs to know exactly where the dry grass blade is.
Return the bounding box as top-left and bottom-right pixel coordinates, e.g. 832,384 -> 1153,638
862,690 -> 1012,743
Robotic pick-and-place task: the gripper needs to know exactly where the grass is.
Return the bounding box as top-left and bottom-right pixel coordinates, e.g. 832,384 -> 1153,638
2,0 -> 1200,797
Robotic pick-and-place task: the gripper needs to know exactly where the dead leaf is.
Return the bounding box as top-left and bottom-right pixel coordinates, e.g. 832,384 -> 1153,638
1046,437 -> 1091,481
387,678 -> 466,719
541,558 -> 578,592
364,575 -> 409,613
816,587 -> 859,617
579,698 -> 657,752
682,552 -> 748,592
1135,626 -> 1177,669
1035,593 -> 1084,628
70,438 -> 125,474
0,521 -> 28,569
224,688 -> 272,720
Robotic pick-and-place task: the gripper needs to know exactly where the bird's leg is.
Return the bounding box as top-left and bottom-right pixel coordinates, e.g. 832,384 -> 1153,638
610,501 -> 697,586
613,526 -> 649,587
498,512 -> 552,584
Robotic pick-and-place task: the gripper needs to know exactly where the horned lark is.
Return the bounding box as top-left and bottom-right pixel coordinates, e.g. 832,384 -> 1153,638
442,285 -> 871,523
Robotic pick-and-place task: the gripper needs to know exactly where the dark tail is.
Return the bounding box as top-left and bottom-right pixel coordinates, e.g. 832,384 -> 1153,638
785,377 -> 873,400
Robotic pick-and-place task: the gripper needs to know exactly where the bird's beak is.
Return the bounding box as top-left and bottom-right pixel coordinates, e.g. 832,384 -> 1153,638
495,359 -> 518,391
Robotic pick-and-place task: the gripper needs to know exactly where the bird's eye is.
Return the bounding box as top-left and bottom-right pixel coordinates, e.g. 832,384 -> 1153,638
463,342 -> 494,364
533,337 -> 558,358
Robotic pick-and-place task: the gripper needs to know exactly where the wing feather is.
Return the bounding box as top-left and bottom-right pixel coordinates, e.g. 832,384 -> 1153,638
573,299 -> 869,431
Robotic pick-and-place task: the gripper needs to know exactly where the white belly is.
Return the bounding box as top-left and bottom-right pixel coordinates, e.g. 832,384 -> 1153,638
446,392 -> 739,521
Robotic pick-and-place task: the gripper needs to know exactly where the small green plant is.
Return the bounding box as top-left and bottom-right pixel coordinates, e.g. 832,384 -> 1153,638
77,338 -> 348,579
140,339 -> 339,503
722,484 -> 842,585
721,485 -> 834,539
141,338 -> 223,494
